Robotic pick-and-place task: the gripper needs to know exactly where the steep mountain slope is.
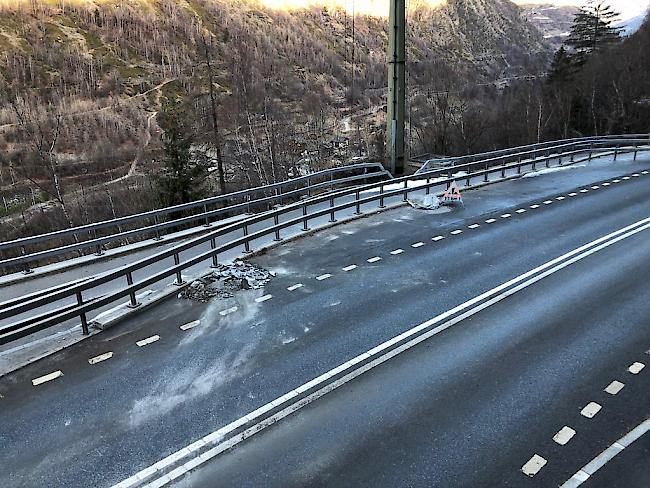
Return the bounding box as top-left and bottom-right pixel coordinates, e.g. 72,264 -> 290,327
0,0 -> 550,233
519,3 -> 579,49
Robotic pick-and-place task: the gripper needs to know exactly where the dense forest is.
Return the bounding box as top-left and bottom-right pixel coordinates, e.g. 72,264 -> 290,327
0,0 -> 648,245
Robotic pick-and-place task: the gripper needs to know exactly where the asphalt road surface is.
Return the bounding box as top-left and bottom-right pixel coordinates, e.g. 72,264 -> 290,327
0,156 -> 648,488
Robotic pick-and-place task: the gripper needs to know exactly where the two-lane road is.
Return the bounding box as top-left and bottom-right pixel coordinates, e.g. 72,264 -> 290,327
0,158 -> 649,487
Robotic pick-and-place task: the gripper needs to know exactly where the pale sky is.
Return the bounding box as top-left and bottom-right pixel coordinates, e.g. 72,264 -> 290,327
511,0 -> 649,21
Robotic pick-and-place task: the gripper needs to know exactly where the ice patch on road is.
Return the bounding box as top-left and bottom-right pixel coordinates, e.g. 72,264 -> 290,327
127,344 -> 255,427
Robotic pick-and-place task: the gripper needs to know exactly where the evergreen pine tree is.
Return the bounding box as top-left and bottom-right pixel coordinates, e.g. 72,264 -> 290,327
547,45 -> 575,84
156,101 -> 209,206
566,1 -> 623,65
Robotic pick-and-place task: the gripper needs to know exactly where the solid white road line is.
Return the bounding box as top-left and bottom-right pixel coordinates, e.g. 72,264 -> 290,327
390,249 -> 404,255
604,380 -> 624,395
32,370 -> 63,386
522,454 -> 547,477
136,335 -> 160,347
88,352 -> 114,365
628,362 -> 645,374
180,320 -> 200,331
553,426 -> 576,446
412,242 -> 425,248
560,418 -> 650,488
315,274 -> 332,281
581,402 -> 602,418
255,294 -> 273,302
220,306 -> 238,316
367,257 -> 382,263
450,230 -> 463,235
287,283 -> 303,291
432,235 -> 445,241
342,265 -> 358,271
118,217 -> 650,488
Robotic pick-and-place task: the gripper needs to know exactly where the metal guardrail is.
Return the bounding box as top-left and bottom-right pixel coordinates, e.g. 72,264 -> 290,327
0,163 -> 391,274
1,136 -> 648,345
413,134 -> 650,173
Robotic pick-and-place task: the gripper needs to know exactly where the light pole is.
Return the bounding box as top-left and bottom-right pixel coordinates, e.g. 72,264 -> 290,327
387,0 -> 406,175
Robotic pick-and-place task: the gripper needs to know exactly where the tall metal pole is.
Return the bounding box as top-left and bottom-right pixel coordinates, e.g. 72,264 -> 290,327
387,0 -> 406,175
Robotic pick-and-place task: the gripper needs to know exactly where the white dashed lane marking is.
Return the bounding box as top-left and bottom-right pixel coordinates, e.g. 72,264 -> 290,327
136,335 -> 160,347
602,183 -> 610,186
88,352 -> 114,365
554,426 -> 576,446
390,249 -> 404,255
556,196 -> 566,200
367,257 -> 382,263
287,283 -> 303,291
468,223 -> 480,229
450,230 -> 463,235
432,235 -> 445,241
256,294 -> 273,302
581,402 -> 602,418
568,193 -> 578,197
612,179 -> 621,183
411,242 -> 425,248
543,200 -> 553,205
580,189 -> 589,193
180,320 -> 200,331
485,218 -> 497,223
220,306 -> 238,316
516,209 -> 526,214
501,214 -> 511,218
530,205 -> 540,209
628,362 -> 645,374
604,380 -> 624,395
623,176 -> 630,180
522,454 -> 547,477
315,274 -> 331,281
591,186 -> 600,190
32,370 -> 63,386
342,265 -> 358,271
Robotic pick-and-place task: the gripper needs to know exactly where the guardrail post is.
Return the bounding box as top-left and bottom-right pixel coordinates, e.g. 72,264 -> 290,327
92,228 -> 104,256
355,190 -> 362,215
517,156 -> 522,174
243,224 -> 252,253
402,180 -> 408,202
173,252 -> 184,285
273,214 -> 281,241
210,238 -> 219,268
307,176 -> 311,197
614,144 -> 619,161
153,215 -> 162,241
558,153 -> 563,165
425,178 -> 431,195
501,162 -> 506,178
589,142 -> 593,161
545,150 -> 550,168
203,204 -> 211,227
76,291 -> 89,335
21,246 -> 33,275
246,195 -> 253,215
329,196 -> 336,223
484,162 -> 489,182
379,184 -> 386,207
126,272 -> 141,308
302,203 -> 310,231
633,143 -> 638,161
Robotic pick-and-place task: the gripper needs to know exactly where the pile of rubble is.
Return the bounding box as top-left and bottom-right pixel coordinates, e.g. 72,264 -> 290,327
179,260 -> 273,303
